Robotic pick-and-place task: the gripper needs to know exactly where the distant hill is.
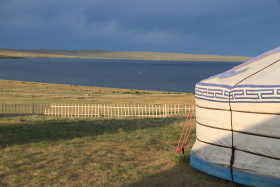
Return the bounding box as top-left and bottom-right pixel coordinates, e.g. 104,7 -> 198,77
0,48 -> 110,56
0,54 -> 24,59
0,48 -> 252,62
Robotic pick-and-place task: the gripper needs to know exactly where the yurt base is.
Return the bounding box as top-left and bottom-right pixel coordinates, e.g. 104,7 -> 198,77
190,152 -> 280,187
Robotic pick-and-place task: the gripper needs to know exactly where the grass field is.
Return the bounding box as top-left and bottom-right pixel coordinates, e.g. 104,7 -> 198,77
0,80 -> 245,186
0,79 -> 194,105
0,116 -> 244,187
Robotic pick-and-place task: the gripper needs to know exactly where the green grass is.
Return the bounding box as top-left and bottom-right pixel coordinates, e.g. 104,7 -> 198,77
0,115 -> 246,186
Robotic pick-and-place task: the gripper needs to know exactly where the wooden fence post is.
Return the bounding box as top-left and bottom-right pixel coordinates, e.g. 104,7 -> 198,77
97,104 -> 99,117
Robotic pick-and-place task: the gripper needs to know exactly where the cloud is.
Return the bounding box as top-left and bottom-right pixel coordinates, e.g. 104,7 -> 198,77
0,0 -> 279,55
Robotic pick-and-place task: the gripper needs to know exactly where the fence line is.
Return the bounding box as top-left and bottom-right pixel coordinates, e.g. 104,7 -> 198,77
1,103 -> 50,115
0,103 -> 195,118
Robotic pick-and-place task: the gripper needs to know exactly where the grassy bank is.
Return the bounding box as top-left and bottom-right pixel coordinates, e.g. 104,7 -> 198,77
0,48 -> 251,62
0,116 -> 243,187
0,79 -> 194,105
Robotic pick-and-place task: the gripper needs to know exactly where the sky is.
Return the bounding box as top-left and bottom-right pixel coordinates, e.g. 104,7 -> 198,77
0,0 -> 279,57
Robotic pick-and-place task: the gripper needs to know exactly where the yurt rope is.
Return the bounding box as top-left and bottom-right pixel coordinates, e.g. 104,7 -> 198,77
196,119 -> 280,140
234,58 -> 280,86
228,91 -> 235,182
176,96 -> 196,154
195,106 -> 280,161
195,137 -> 280,161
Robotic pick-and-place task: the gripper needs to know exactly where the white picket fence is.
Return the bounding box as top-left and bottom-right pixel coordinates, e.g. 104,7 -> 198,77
45,103 -> 195,118
1,103 -> 195,118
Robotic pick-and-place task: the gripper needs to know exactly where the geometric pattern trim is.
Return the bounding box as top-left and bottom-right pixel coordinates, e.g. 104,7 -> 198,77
196,82 -> 280,103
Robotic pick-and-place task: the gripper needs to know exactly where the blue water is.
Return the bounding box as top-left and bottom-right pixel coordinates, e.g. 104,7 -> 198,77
0,58 -> 242,93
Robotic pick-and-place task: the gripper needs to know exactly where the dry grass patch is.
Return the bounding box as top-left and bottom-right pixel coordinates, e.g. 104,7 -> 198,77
0,79 -> 193,105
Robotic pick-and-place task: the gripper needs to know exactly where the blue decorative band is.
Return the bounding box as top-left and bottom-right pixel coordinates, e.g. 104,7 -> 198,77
190,152 -> 280,186
196,83 -> 280,103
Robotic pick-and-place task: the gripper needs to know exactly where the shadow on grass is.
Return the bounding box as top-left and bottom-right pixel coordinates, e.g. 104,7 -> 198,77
125,161 -> 247,187
0,116 -> 183,148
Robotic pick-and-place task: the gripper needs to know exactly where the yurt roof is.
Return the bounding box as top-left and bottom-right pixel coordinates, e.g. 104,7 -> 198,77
198,46 -> 280,88
196,46 -> 280,106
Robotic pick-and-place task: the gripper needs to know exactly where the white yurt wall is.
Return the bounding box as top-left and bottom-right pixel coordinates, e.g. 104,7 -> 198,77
191,46 -> 280,186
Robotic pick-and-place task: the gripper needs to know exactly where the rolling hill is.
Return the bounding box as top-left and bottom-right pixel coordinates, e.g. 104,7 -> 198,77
0,48 -> 252,62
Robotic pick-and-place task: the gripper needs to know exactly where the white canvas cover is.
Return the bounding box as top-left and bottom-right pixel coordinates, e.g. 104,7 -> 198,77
192,46 -> 280,181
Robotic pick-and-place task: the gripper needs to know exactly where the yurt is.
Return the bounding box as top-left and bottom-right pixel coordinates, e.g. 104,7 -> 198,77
190,46 -> 280,186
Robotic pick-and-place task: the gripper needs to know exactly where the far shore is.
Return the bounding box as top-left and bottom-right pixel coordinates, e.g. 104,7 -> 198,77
0,55 -> 24,59
0,48 -> 252,62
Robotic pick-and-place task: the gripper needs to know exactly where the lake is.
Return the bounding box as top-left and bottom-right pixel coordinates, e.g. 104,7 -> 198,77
0,58 -> 243,93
